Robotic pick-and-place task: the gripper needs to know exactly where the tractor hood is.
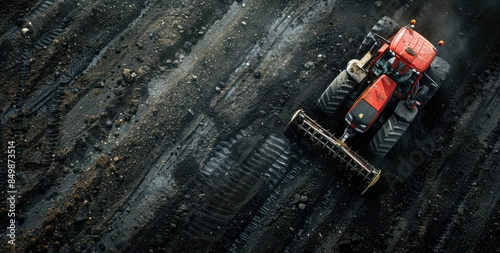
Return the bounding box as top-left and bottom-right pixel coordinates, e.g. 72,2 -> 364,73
390,27 -> 437,73
346,75 -> 397,132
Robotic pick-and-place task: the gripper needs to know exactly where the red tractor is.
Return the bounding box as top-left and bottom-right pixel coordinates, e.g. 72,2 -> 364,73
286,17 -> 450,193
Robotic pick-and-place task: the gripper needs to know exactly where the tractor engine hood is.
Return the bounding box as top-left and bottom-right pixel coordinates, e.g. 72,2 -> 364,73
346,75 -> 397,132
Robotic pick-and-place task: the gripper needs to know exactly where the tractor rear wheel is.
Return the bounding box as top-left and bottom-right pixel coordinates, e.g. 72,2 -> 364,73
317,70 -> 355,116
367,114 -> 410,158
358,16 -> 399,56
418,56 -> 451,106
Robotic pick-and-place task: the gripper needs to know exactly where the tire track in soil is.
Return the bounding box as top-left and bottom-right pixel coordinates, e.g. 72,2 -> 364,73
124,132 -> 291,253
9,0 -> 152,235
182,135 -> 290,240
7,3 -> 177,249
122,1 -> 345,252
0,29 -> 33,245
0,0 -> 59,69
229,154 -> 350,253
432,69 -> 500,253
434,142 -> 500,253
385,93 -> 498,252
398,70 -> 499,252
18,0 -> 300,249
387,43 -> 500,253
1,0 -> 75,77
228,156 -> 302,253
281,183 -> 350,253
15,0 -> 244,250
92,116 -> 218,251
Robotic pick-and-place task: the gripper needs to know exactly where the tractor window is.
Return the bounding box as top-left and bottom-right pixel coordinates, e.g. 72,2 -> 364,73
372,51 -> 418,95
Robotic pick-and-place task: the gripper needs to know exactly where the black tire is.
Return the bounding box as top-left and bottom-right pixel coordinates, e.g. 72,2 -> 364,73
358,16 -> 399,56
367,114 -> 410,158
317,70 -> 356,116
419,56 -> 450,106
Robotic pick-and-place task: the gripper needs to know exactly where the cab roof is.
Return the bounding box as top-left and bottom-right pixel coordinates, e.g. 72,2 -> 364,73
390,26 -> 437,73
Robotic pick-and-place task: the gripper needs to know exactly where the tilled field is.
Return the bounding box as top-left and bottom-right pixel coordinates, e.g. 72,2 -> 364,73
1,0 -> 499,252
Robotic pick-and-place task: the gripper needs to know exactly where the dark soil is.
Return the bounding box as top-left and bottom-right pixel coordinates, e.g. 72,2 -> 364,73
1,0 -> 499,252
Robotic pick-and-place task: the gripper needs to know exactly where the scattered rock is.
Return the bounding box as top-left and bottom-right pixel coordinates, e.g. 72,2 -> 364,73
253,70 -> 262,78
136,66 -> 149,81
170,223 -> 177,228
241,21 -> 247,26
179,204 -> 188,211
129,99 -> 139,107
105,120 -> 113,128
172,60 -> 180,68
299,70 -> 308,81
317,54 -> 325,62
122,68 -> 135,83
114,88 -> 123,96
298,203 -> 306,210
63,167 -> 71,174
374,1 -> 383,8
177,52 -> 186,61
129,107 -> 138,114
292,193 -> 301,204
183,41 -> 193,52
94,81 -> 105,88
300,195 -> 308,202
96,154 -> 109,168
304,61 -> 315,69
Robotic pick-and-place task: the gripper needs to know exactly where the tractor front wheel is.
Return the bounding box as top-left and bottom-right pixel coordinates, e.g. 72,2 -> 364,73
418,56 -> 451,107
317,70 -> 356,116
367,114 -> 410,158
358,16 -> 399,56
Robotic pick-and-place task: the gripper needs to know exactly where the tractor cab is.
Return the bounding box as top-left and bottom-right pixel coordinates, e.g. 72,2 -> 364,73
371,51 -> 418,95
371,26 -> 438,97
